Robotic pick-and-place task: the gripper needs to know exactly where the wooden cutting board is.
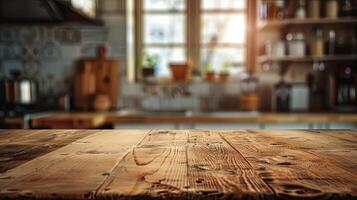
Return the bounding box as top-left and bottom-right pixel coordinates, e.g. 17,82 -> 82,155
74,46 -> 119,111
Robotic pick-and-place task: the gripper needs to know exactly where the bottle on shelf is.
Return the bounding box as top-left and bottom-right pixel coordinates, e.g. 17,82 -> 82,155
273,78 -> 291,112
310,29 -> 325,56
296,0 -> 307,19
267,0 -> 278,20
276,0 -> 285,19
327,29 -> 336,55
336,30 -> 351,54
308,0 -> 320,18
325,0 -> 338,18
340,0 -> 353,17
259,0 -> 268,21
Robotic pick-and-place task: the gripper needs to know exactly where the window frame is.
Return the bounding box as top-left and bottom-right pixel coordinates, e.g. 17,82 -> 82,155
133,0 -> 251,81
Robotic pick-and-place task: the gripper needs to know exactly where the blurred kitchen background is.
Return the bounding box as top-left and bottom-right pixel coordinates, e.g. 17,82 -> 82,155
1,0 -> 357,129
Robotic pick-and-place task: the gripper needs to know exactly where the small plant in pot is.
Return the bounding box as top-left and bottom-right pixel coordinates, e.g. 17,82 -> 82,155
142,53 -> 159,78
219,62 -> 231,82
169,62 -> 189,82
205,64 -> 215,82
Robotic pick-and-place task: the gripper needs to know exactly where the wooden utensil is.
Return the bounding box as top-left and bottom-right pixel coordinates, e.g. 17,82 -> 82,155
74,45 -> 119,111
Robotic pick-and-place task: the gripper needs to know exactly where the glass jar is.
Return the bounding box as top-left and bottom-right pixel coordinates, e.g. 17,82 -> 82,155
325,0 -> 338,18
287,33 -> 306,57
308,0 -> 320,18
296,0 -> 307,19
275,0 -> 285,19
310,29 -> 325,56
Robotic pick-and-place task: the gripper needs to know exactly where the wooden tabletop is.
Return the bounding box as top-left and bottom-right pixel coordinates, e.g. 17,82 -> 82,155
0,130 -> 356,199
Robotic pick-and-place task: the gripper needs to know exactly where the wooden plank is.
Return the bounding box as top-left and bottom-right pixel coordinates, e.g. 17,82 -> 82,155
0,130 -> 94,173
187,130 -> 273,199
255,130 -> 357,171
221,130 -> 357,199
97,130 -> 189,199
0,130 -> 148,199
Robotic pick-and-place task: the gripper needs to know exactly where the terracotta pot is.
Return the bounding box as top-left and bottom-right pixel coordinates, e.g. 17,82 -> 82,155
206,72 -> 215,82
170,63 -> 189,82
219,73 -> 229,82
92,94 -> 111,112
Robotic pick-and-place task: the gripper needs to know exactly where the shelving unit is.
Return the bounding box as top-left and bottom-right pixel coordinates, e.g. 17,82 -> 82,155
253,0 -> 357,112
255,0 -> 357,69
258,55 -> 357,64
258,17 -> 357,31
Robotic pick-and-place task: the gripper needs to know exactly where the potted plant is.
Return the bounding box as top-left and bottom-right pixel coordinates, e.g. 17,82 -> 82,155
142,53 -> 158,78
219,62 -> 231,82
205,64 -> 215,82
169,62 -> 189,82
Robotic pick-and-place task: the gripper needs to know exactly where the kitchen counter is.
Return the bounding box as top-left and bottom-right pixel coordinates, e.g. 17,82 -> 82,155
30,111 -> 357,129
0,130 -> 356,199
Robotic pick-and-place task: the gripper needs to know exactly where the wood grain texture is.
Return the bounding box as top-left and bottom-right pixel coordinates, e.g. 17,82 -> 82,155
221,130 -> 357,199
97,130 -> 189,199
0,130 -> 148,199
0,130 -> 94,173
0,130 -> 356,200
187,130 -> 273,199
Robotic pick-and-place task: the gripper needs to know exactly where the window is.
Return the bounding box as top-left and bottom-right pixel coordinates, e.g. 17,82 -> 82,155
201,0 -> 246,74
71,0 -> 96,18
135,0 -> 247,79
142,0 -> 186,77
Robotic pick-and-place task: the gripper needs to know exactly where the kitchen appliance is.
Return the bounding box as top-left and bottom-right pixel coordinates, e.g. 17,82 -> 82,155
2,70 -> 38,106
329,65 -> 357,111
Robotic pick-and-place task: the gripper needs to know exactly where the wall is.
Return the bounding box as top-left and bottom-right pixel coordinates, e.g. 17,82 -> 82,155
0,0 -> 127,99
0,24 -> 106,96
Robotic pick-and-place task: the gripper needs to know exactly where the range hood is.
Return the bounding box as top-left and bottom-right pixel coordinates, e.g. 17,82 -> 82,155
0,0 -> 102,25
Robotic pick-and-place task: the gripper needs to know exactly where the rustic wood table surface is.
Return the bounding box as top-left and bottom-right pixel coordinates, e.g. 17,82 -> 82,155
0,130 -> 356,199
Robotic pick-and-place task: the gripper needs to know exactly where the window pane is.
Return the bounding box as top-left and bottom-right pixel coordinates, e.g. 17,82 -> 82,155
201,48 -> 245,72
144,0 -> 185,10
145,47 -> 186,77
202,14 -> 245,44
202,0 -> 246,10
71,0 -> 96,17
144,14 -> 185,44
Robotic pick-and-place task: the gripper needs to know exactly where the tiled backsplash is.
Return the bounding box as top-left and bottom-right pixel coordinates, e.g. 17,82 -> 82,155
0,25 -> 106,96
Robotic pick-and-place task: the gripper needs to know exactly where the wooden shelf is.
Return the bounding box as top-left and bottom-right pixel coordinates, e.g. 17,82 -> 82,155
258,17 -> 357,31
258,55 -> 357,64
